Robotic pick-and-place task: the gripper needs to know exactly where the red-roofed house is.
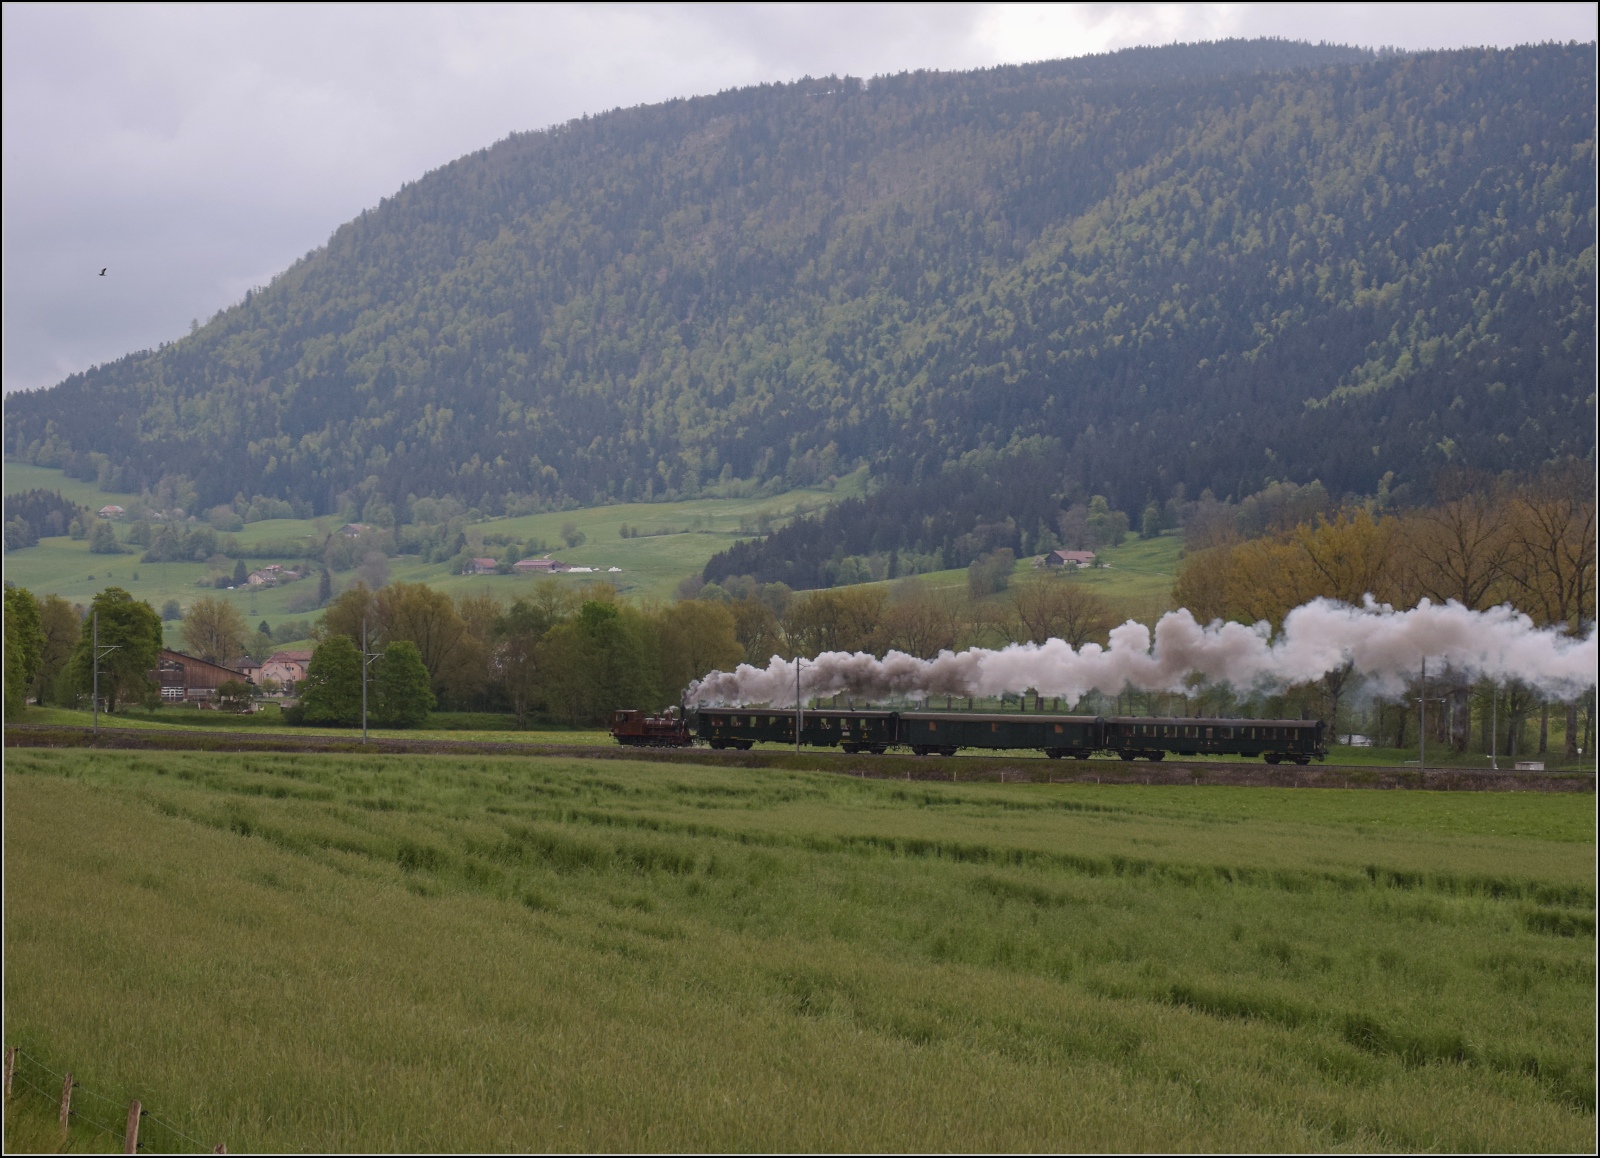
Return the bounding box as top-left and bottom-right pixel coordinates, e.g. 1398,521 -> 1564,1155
1043,549 -> 1097,569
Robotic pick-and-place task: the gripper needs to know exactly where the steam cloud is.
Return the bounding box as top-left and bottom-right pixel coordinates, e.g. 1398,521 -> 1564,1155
688,597 -> 1597,708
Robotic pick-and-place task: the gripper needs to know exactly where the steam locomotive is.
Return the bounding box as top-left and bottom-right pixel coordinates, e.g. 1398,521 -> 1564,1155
611,707 -> 1325,764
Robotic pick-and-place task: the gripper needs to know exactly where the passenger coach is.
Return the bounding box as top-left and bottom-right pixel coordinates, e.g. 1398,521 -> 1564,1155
1102,717 -> 1323,764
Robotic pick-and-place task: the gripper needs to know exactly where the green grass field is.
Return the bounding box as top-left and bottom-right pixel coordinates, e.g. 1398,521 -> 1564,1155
5,749 -> 1593,1152
886,532 -> 1183,621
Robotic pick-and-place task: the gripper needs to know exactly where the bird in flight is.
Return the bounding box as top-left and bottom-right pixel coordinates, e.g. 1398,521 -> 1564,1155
99,268 -> 106,276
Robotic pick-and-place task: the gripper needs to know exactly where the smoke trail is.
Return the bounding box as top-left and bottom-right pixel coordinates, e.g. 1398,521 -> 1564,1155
688,597 -> 1598,707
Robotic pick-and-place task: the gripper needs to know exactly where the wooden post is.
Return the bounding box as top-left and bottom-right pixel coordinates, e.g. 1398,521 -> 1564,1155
59,1071 -> 74,1132
3,1045 -> 14,1100
213,1144 -> 228,1153
124,1099 -> 142,1154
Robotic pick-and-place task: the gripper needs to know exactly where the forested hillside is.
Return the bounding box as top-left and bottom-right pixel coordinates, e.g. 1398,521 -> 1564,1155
6,40 -> 1594,557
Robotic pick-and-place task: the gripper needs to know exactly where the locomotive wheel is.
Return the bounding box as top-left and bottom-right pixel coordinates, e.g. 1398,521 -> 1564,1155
1147,751 -> 1165,762
841,743 -> 861,754
736,740 -> 754,750
1118,751 -> 1137,761
1294,756 -> 1310,766
1263,754 -> 1281,765
1074,752 -> 1090,760
940,747 -> 958,757
709,740 -> 727,750
869,745 -> 888,755
1045,749 -> 1063,759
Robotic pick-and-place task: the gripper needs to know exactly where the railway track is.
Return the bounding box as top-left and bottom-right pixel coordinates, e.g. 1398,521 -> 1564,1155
5,723 -> 1593,792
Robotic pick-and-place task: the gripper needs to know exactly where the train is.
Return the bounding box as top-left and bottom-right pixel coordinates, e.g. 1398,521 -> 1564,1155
611,706 -> 1326,764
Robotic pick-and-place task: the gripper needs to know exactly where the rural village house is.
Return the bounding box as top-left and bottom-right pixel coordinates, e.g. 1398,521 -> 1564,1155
98,504 -> 125,519
260,650 -> 313,688
246,563 -> 304,587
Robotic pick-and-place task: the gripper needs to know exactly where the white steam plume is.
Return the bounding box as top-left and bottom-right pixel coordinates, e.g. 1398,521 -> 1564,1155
688,597 -> 1597,707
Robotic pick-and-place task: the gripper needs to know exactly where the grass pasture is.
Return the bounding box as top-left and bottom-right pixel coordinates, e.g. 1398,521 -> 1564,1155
4,750 -> 1594,1152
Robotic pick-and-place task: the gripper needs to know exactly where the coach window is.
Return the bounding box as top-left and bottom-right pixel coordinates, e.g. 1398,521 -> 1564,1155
1205,728 -> 1213,739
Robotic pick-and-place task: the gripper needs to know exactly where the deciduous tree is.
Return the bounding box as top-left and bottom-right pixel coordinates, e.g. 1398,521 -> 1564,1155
1010,576 -> 1114,648
63,588 -> 162,712
4,585 -> 45,713
375,640 -> 434,727
182,595 -> 249,665
298,636 -> 362,726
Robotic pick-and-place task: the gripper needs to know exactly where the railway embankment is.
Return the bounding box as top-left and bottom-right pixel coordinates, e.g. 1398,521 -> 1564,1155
6,723 -> 1592,792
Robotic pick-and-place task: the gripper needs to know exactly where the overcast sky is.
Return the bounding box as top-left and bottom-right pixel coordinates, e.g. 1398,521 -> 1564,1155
3,2 -> 1594,396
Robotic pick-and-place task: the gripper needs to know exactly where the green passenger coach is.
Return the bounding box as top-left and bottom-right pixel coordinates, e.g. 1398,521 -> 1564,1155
898,713 -> 1100,758
1100,717 -> 1324,765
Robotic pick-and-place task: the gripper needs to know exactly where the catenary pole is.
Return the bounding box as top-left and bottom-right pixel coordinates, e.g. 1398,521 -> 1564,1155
92,611 -> 99,735
1419,657 -> 1427,777
1491,684 -> 1498,771
794,658 -> 804,755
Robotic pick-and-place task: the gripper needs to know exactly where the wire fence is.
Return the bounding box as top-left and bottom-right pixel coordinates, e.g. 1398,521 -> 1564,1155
5,1045 -> 224,1153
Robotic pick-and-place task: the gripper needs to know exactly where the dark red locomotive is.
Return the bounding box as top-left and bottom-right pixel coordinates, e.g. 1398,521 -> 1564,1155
610,707 -> 694,747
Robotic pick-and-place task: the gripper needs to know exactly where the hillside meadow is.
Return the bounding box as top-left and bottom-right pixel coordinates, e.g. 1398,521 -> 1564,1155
2,462 -> 852,610
4,749 -> 1593,1152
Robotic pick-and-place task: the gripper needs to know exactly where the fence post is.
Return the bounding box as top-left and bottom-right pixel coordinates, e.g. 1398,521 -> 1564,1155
213,1145 -> 228,1153
59,1071 -> 74,1133
124,1099 -> 142,1154
3,1045 -> 14,1100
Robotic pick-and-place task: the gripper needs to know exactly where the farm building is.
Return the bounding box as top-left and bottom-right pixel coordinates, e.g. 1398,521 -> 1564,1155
513,556 -> 567,573
149,649 -> 253,705
1042,549 -> 1096,569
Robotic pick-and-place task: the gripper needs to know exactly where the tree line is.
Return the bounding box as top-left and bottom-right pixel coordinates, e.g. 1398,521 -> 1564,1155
1172,462 -> 1596,758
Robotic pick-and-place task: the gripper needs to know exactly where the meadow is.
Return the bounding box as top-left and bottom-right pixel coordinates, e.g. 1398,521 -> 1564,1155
2,462 -> 855,614
4,749 -> 1593,1152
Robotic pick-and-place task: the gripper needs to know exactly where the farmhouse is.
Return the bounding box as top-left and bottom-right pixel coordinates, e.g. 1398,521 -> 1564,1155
97,504 -> 125,519
337,523 -> 369,537
1043,549 -> 1096,569
468,556 -> 500,575
261,650 -> 313,688
149,649 -> 252,704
